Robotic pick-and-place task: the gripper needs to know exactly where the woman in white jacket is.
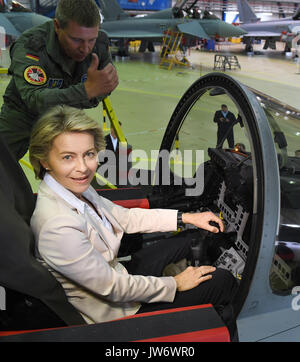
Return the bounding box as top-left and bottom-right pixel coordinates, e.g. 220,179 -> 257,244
29,105 -> 237,325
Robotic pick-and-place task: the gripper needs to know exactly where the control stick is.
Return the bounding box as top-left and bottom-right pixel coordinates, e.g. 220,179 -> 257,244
191,236 -> 209,266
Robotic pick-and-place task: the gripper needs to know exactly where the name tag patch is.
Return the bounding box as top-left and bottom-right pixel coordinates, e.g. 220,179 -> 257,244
48,78 -> 64,89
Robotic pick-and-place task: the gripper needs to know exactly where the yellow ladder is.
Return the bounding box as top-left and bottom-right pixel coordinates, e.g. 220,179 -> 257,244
0,68 -> 9,74
159,30 -> 190,70
102,97 -> 127,148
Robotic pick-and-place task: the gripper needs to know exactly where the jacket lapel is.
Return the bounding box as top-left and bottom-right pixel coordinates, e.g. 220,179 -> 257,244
40,182 -> 123,260
85,187 -> 124,240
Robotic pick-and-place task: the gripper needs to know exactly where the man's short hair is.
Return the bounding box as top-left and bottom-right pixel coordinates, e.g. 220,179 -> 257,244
221,104 -> 227,108
55,0 -> 100,29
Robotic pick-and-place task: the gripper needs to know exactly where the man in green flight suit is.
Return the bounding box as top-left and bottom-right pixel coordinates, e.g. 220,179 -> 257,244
0,0 -> 119,160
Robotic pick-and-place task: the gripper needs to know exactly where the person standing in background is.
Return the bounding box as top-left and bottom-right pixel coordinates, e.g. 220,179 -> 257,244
213,104 -> 237,148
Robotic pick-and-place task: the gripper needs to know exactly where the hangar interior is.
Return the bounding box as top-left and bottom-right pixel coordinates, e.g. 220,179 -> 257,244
1,0 -> 300,342
1,0 -> 300,191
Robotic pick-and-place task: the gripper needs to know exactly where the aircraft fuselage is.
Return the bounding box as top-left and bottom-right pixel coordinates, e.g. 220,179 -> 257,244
241,19 -> 300,37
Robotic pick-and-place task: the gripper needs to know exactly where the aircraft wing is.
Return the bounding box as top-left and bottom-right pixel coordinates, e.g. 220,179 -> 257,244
5,12 -> 50,34
177,21 -> 210,39
243,31 -> 282,38
101,28 -> 163,39
0,13 -> 20,38
102,21 -> 211,40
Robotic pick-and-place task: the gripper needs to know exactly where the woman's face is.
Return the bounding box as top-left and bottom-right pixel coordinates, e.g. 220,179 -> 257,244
42,131 -> 98,197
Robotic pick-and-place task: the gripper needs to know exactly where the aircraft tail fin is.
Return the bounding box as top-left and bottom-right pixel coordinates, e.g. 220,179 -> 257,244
98,0 -> 129,21
237,0 -> 259,23
293,4 -> 300,20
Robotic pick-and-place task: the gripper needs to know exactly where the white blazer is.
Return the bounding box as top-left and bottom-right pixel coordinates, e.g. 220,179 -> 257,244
31,181 -> 178,324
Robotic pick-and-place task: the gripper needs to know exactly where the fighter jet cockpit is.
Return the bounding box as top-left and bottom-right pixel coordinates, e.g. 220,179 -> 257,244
148,73 -> 300,315
172,0 -> 220,21
149,75 -> 255,288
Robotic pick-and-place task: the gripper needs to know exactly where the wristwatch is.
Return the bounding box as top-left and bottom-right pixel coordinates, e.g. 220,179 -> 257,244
177,211 -> 184,228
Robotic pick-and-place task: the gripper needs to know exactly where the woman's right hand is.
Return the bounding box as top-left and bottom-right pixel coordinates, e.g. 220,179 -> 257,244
174,265 -> 216,292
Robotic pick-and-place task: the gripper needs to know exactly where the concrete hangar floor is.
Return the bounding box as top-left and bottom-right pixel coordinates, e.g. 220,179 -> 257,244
0,40 -> 300,191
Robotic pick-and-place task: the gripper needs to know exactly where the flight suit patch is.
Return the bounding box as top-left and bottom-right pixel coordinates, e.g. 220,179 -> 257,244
81,74 -> 87,83
48,78 -> 64,89
24,66 -> 47,86
25,54 -> 40,62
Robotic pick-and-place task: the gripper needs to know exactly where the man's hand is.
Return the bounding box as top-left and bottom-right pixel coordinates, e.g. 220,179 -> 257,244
84,53 -> 119,99
182,211 -> 224,233
174,265 -> 216,291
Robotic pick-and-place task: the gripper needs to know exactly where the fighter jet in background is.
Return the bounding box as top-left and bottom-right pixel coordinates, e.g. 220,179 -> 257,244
0,1 -> 49,45
237,0 -> 300,52
98,0 -> 246,52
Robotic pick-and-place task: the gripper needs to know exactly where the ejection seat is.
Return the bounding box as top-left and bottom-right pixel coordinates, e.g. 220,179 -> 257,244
0,136 -> 86,331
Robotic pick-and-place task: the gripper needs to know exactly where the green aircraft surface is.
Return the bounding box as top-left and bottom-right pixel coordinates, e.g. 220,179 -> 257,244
99,0 -> 246,42
0,2 -> 49,41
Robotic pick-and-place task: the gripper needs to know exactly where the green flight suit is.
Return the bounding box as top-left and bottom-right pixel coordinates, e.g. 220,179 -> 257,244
0,20 -> 112,160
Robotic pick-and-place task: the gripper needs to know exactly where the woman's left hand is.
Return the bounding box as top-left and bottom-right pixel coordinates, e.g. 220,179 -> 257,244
182,211 -> 224,233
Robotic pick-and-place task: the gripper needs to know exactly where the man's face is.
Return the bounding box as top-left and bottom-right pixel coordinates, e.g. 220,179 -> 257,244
221,106 -> 228,113
54,19 -> 99,62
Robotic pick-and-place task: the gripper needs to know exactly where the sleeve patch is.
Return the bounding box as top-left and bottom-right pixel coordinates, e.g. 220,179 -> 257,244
24,65 -> 47,86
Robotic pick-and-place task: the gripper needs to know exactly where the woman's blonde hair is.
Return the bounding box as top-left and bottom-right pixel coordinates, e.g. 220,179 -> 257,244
29,105 -> 105,180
